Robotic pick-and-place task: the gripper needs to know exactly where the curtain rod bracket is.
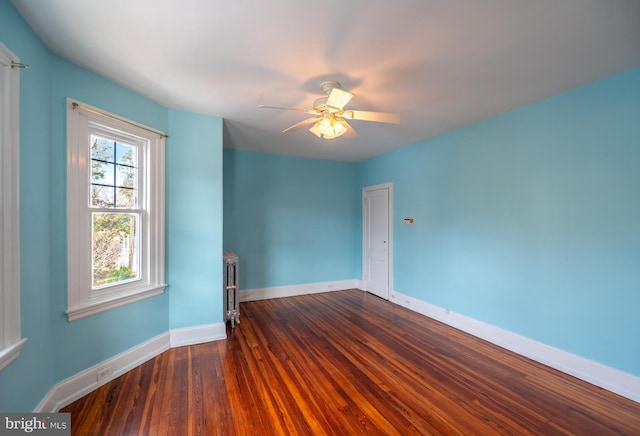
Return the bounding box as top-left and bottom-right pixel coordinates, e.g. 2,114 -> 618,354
11,61 -> 29,69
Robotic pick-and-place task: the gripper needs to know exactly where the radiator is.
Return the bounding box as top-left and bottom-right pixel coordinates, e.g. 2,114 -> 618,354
223,251 -> 240,328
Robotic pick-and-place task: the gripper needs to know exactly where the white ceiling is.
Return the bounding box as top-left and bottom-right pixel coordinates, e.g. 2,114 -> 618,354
12,0 -> 640,162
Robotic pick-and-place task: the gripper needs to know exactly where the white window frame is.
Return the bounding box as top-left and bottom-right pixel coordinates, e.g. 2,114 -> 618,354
0,42 -> 26,371
66,99 -> 166,321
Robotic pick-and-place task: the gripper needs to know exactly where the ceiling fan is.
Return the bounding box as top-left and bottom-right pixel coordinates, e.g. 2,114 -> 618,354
259,81 -> 401,139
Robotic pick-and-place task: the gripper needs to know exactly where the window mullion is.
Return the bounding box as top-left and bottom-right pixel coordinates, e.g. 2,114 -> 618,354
90,207 -> 142,214
112,140 -> 117,208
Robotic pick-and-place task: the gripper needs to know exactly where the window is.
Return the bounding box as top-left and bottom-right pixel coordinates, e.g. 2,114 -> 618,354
0,42 -> 26,371
67,99 -> 166,321
90,138 -> 140,288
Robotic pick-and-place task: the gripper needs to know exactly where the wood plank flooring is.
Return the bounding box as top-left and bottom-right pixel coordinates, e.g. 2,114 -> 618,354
61,289 -> 640,435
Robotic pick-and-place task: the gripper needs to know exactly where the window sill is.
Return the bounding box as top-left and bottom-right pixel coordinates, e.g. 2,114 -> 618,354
67,284 -> 167,322
0,338 -> 28,372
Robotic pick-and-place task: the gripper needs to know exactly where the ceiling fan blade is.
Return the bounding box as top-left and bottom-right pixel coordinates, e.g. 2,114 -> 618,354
341,110 -> 401,124
283,117 -> 321,133
326,88 -> 354,110
343,120 -> 358,139
259,105 -> 319,115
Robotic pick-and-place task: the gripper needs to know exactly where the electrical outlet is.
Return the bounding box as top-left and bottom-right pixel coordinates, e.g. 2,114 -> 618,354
96,366 -> 113,382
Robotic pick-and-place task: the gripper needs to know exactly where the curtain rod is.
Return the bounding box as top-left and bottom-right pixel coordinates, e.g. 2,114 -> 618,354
71,101 -> 169,138
11,61 -> 29,69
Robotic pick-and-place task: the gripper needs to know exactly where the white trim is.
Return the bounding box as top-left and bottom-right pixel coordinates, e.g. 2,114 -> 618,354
239,279 -> 363,302
170,323 -> 227,348
66,285 -> 166,321
390,289 -> 640,403
35,332 -> 171,413
362,183 -> 393,299
35,321 -> 228,413
66,99 -> 166,320
0,338 -> 27,372
0,41 -> 25,370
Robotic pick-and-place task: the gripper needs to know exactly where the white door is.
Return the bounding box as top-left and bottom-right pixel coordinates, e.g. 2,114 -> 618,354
363,184 -> 391,299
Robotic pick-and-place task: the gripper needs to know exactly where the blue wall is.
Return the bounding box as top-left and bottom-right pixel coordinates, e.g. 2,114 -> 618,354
0,0 -> 56,413
360,66 -> 640,376
223,149 -> 361,289
0,0 -> 223,411
167,110 -> 223,328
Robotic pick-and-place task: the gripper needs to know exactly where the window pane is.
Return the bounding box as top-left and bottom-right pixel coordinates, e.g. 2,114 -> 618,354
91,185 -> 115,207
91,137 -> 115,162
91,160 -> 114,185
116,187 -> 136,208
91,212 -> 140,289
116,164 -> 135,188
89,138 -> 138,209
116,143 -> 136,166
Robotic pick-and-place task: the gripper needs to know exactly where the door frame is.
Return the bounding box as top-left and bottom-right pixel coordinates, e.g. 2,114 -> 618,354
362,182 -> 393,299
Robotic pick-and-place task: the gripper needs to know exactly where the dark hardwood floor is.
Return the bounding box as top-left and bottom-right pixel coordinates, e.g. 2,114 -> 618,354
61,289 -> 640,435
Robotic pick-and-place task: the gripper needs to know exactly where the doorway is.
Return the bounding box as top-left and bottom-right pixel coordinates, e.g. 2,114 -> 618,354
362,183 -> 392,300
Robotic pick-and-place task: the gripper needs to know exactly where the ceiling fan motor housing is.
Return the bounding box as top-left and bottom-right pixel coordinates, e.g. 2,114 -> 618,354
313,97 -> 331,112
320,80 -> 342,95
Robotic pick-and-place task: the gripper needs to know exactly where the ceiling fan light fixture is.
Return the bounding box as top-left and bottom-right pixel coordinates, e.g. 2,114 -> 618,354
309,121 -> 323,138
260,79 -> 399,140
309,116 -> 347,139
328,118 -> 348,138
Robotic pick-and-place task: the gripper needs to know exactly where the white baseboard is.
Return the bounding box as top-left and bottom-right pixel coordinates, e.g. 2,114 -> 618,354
35,332 -> 171,413
390,290 -> 640,403
239,279 -> 363,302
170,323 -> 227,348
35,322 -> 227,413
